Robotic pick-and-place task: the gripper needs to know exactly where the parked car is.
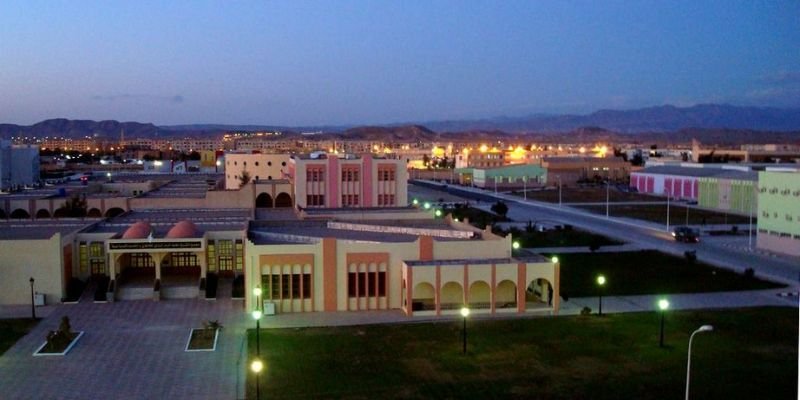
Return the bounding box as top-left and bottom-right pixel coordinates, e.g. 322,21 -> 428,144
672,226 -> 700,243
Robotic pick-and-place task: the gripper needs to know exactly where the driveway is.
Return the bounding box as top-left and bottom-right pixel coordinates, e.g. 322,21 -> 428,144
0,298 -> 248,400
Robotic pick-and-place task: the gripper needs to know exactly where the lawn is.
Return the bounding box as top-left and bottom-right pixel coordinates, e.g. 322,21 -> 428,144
0,318 -> 38,355
500,225 -> 622,248
246,307 -> 797,399
545,251 -> 782,298
515,186 -> 659,203
576,204 -> 753,226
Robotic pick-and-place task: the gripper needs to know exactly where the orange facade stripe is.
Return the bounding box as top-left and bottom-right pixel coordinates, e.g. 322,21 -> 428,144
259,254 -> 314,267
419,236 -> 433,261
346,252 -> 389,265
322,238 -> 338,311
517,262 -> 526,313
553,262 -> 560,315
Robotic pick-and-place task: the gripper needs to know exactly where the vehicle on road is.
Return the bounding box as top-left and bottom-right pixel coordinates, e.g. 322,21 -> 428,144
672,226 -> 700,243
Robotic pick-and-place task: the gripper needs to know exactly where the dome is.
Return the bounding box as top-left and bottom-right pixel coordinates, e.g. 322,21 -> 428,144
122,221 -> 152,239
165,220 -> 200,239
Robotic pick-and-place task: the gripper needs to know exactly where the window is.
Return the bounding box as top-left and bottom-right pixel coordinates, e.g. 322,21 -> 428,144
292,274 -> 301,298
378,272 -> 386,296
303,273 -> 311,298
235,240 -> 243,271
282,161 -> 286,166
129,253 -> 154,268
207,243 -> 216,272
281,274 -> 290,298
255,162 -> 259,166
171,252 -> 197,267
268,161 -> 272,166
79,242 -> 88,274
271,274 -> 280,298
348,272 -> 357,297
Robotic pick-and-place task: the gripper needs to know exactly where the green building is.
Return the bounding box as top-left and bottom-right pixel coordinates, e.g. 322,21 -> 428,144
757,170 -> 800,256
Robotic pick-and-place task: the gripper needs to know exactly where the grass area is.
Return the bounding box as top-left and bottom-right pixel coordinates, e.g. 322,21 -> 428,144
576,204 -> 753,226
246,307 -> 797,399
0,319 -> 38,355
501,226 -> 622,247
515,186 -> 658,203
187,328 -> 217,350
442,205 -> 509,229
545,251 -> 782,298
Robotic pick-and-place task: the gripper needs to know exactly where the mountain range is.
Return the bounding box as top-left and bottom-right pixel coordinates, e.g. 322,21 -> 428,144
1,104 -> 799,141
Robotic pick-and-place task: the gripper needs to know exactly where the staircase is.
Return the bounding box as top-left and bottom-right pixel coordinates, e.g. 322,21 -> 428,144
116,285 -> 154,301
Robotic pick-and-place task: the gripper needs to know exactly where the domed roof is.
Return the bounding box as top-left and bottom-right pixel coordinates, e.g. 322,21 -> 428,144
122,221 -> 152,239
165,220 -> 200,239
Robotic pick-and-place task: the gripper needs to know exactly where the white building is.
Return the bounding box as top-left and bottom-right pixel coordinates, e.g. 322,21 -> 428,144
0,140 -> 40,190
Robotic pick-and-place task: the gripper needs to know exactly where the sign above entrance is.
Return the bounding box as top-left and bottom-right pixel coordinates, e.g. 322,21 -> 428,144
109,241 -> 203,251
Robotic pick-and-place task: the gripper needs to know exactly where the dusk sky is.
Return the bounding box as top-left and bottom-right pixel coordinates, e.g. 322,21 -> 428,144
1,1 -> 798,126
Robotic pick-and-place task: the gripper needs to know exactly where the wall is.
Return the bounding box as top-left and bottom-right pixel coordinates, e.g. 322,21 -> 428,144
757,171 -> 800,256
0,233 -> 65,305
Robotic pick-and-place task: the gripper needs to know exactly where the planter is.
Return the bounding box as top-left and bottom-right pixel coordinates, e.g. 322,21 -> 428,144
185,328 -> 219,352
33,331 -> 84,356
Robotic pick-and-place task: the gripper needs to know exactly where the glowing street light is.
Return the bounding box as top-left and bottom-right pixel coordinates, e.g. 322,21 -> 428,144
251,359 -> 264,399
596,275 -> 606,316
423,202 -> 431,209
435,209 -> 442,217
685,325 -> 714,400
658,299 -> 670,347
253,286 -> 263,356
512,241 -> 520,250
551,256 -> 559,264
412,198 -> 419,206
460,306 -> 470,354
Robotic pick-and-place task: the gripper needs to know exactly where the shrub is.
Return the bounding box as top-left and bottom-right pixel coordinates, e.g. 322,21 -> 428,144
684,250 -> 697,263
205,273 -> 218,299
232,275 -> 245,298
204,320 -> 223,330
743,268 -> 755,279
580,306 -> 592,316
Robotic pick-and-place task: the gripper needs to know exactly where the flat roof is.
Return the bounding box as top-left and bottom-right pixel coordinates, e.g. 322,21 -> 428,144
84,208 -> 251,237
636,166 -> 758,181
404,255 -> 551,266
0,220 -> 93,240
248,220 -> 472,245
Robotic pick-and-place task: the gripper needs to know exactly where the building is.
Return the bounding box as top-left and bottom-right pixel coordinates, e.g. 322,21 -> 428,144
0,140 -> 40,190
455,146 -> 504,169
456,164 -> 547,189
541,156 -> 630,186
290,154 -> 408,208
757,170 -> 800,256
223,153 -> 292,190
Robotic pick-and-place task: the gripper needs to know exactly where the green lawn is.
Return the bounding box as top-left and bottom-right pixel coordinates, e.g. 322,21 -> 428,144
504,226 -> 622,248
515,186 -> 659,203
576,204 -> 753,226
546,251 -> 782,298
246,307 -> 797,399
0,319 -> 38,355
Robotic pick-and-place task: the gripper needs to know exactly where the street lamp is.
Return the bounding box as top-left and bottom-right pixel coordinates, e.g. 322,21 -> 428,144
253,286 -> 262,356
460,306 -> 470,354
423,202 -> 431,210
551,256 -> 559,264
29,277 -> 36,320
557,176 -> 562,207
251,359 -> 264,400
685,325 -> 714,400
412,198 -> 419,206
605,179 -> 610,218
435,209 -> 442,217
512,241 -> 520,250
596,275 -> 606,316
658,299 -> 670,347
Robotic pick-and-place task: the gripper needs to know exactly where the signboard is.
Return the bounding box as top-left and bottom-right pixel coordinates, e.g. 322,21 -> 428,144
109,241 -> 203,251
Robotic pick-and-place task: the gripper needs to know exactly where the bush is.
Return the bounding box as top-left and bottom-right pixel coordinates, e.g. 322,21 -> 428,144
580,306 -> 592,316
232,275 -> 245,298
743,268 -> 755,279
684,250 -> 697,263
205,273 -> 218,299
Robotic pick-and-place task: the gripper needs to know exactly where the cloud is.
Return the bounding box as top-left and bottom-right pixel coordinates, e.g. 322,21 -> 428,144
760,70 -> 800,85
91,93 -> 185,104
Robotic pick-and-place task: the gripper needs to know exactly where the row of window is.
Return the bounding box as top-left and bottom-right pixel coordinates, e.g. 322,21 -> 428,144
306,194 -> 326,206
261,273 -> 312,299
377,169 -> 396,181
306,169 -> 325,182
342,194 -> 360,207
347,272 -> 387,297
760,211 -> 800,222
229,160 -> 286,167
342,170 -> 360,182
377,194 -> 396,206
759,229 -> 800,240
759,187 -> 800,196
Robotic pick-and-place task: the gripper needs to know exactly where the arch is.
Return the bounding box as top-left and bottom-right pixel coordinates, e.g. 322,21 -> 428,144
105,207 -> 125,218
440,281 -> 464,309
87,208 -> 102,218
275,192 -> 293,208
468,281 -> 491,308
526,278 -> 553,305
412,282 -> 435,311
10,209 -> 30,219
256,192 -> 274,208
35,209 -> 51,219
496,280 -> 517,308
53,208 -> 68,218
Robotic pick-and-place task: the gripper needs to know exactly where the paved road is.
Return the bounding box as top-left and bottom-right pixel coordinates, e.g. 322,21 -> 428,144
411,181 -> 800,286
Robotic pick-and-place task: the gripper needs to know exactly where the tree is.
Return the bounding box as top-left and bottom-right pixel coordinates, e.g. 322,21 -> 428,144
56,195 -> 87,218
630,153 -> 644,166
491,201 -> 509,217
422,154 -> 431,170
239,170 -> 251,187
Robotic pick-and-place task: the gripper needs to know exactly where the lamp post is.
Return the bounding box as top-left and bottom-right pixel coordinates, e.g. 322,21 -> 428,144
658,299 -> 670,347
251,359 -> 264,400
29,277 -> 36,320
512,241 -> 520,251
605,180 -> 610,218
685,325 -> 714,400
460,306 -> 470,354
596,275 -> 606,316
253,286 -> 262,356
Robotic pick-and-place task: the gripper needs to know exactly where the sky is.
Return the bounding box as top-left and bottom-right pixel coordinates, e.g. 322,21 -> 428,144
1,1 -> 799,126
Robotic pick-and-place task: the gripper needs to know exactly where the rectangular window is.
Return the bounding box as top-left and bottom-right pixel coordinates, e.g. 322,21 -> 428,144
235,240 -> 243,271
218,257 -> 233,271
261,275 -> 270,297
89,242 -> 104,257
359,272 -> 367,296
302,273 -> 311,299
348,272 -> 357,297
292,274 -> 301,298
207,243 -> 216,272
271,274 -> 280,299
281,274 -> 290,298
368,272 -> 377,296
378,271 -> 386,296
218,240 -> 232,256
79,242 -> 88,274
171,252 -> 197,267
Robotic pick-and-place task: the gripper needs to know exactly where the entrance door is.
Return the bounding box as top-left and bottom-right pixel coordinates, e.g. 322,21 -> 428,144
90,259 -> 106,276
218,257 -> 233,277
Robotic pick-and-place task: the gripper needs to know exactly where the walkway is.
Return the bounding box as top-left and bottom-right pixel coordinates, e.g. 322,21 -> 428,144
0,298 -> 248,400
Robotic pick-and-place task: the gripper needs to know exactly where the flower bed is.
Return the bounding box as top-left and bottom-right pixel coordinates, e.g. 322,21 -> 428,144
33,331 -> 84,356
185,328 -> 219,352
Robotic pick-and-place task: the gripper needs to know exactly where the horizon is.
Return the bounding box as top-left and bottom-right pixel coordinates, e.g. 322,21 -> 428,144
1,2 -> 799,126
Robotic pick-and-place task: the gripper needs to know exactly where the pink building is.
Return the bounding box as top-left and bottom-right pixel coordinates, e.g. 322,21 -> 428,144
290,154 -> 408,208
630,166 -> 701,199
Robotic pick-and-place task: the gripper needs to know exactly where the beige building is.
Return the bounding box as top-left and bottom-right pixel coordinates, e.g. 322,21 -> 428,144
224,153 -> 292,190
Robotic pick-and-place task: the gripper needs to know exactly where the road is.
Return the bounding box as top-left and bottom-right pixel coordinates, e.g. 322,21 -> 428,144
410,181 -> 800,286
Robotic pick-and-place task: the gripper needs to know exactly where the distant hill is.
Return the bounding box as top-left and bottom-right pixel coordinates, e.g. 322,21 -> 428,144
421,104 -> 800,133
340,125 -> 437,141
0,118 -> 160,140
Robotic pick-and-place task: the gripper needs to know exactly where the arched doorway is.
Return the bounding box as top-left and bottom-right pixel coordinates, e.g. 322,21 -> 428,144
412,282 -> 435,311
440,281 -> 464,310
526,278 -> 553,306
468,281 -> 491,309
35,209 -> 51,219
105,207 -> 125,218
10,209 -> 30,219
275,192 -> 293,207
256,192 -> 274,208
496,280 -> 517,309
119,253 -> 155,285
87,208 -> 102,218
